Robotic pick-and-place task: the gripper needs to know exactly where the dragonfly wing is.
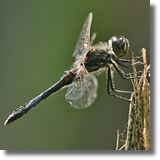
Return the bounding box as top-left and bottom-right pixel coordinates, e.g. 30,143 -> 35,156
65,64 -> 98,109
90,32 -> 97,46
72,12 -> 93,57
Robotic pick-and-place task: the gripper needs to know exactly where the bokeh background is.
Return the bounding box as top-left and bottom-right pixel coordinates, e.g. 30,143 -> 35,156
0,0 -> 150,150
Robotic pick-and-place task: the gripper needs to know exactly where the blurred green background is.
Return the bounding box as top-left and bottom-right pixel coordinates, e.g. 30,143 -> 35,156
0,0 -> 149,150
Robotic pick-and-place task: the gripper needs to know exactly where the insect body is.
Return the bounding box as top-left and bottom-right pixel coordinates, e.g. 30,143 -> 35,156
4,13 -> 137,125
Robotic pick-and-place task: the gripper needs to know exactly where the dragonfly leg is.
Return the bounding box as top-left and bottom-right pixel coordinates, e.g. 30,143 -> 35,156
107,67 -> 133,94
111,57 -> 144,76
111,60 -> 141,80
115,58 -> 132,63
113,54 -> 143,64
125,69 -> 144,76
113,58 -> 144,68
107,66 -> 133,102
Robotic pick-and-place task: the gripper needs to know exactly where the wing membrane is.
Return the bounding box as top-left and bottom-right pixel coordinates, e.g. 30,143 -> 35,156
72,13 -> 93,57
65,64 -> 98,109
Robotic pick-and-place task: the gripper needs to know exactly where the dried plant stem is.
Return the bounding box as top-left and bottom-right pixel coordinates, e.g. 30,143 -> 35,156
116,129 -> 119,150
142,49 -> 150,150
116,48 -> 150,150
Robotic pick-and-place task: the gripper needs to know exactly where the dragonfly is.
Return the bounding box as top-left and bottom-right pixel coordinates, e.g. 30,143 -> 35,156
4,12 -> 141,125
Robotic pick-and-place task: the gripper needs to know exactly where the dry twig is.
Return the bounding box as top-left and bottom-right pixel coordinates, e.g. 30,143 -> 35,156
116,48 -> 150,150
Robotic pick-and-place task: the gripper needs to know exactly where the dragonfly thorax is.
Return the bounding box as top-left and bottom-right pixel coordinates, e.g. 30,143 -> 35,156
84,48 -> 110,73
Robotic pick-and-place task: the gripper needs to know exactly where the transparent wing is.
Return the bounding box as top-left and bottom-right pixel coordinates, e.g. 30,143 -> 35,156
72,12 -> 93,57
65,63 -> 98,109
90,32 -> 97,46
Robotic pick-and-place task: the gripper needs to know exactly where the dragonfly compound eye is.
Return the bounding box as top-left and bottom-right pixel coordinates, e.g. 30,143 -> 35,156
111,36 -> 130,57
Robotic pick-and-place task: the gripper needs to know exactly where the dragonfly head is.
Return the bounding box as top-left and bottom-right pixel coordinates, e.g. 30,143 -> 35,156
109,36 -> 130,57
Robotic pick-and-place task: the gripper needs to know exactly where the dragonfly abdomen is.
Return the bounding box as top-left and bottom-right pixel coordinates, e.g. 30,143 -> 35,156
4,99 -> 41,125
4,71 -> 76,125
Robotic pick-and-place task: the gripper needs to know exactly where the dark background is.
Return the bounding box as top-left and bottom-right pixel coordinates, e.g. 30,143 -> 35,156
0,0 -> 150,150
